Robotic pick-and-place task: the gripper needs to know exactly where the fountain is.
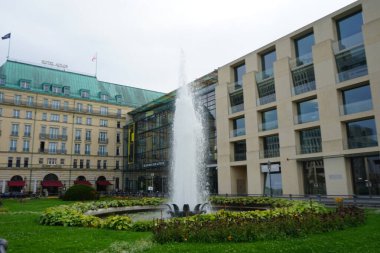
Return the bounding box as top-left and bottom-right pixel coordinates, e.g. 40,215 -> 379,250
169,52 -> 209,216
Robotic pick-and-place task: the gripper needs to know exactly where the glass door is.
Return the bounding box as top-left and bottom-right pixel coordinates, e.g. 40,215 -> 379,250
303,160 -> 326,195
352,156 -> 380,196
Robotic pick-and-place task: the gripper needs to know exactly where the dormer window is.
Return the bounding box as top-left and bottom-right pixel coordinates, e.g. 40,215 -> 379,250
20,80 -> 31,89
0,75 -> 6,85
52,85 -> 61,94
100,93 -> 108,101
115,95 -> 122,103
80,90 -> 90,98
63,86 -> 70,96
43,84 -> 50,92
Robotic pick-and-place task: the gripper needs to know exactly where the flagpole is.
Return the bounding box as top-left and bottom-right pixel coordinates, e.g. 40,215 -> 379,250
7,34 -> 11,59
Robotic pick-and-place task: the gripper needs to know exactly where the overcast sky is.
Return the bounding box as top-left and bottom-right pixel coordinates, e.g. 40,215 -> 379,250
0,0 -> 356,93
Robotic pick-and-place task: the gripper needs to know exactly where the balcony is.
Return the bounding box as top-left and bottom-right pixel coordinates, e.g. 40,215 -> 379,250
98,138 -> 109,144
98,151 -> 108,156
24,132 -> 31,138
228,81 -> 243,94
39,133 -> 68,140
333,33 -> 368,82
75,136 -> 81,141
85,151 -> 91,155
256,93 -> 276,106
255,68 -> 274,83
340,99 -> 373,116
294,112 -> 319,124
23,148 -> 30,152
229,103 -> 244,114
85,136 -> 92,141
296,143 -> 322,155
260,149 -> 280,159
11,131 -> 19,136
289,54 -> 316,96
231,152 -> 246,162
38,149 -> 67,154
345,135 -> 378,150
230,128 -> 246,138
259,121 -> 278,132
9,147 -> 17,152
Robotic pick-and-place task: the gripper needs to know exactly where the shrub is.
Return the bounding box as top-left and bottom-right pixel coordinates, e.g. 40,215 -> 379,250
102,216 -> 133,230
62,184 -> 98,201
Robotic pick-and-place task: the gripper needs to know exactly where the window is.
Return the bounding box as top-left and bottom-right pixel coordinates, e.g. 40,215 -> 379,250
23,140 -> 30,152
103,160 -> 107,170
7,157 -> 13,167
117,121 -> 121,128
116,160 -> 120,170
47,158 -> 57,165
116,147 -> 120,156
336,11 -> 363,49
39,158 -> 43,164
342,84 -> 372,115
87,104 -> 93,113
52,86 -> 60,94
261,50 -> 276,76
52,100 -> 60,109
233,141 -> 246,161
20,80 -> 30,89
61,142 -> 66,153
63,101 -> 69,110
100,94 -> 108,101
99,145 -> 107,156
62,127 -> 67,138
24,125 -> 31,137
346,118 -> 378,149
73,159 -> 78,169
11,124 -> 19,136
60,159 -> 65,165
117,109 -> 122,118
261,109 -> 278,131
14,95 -> 21,105
116,132 -> 121,143
0,76 -> 5,85
234,63 -> 246,86
100,119 -> 108,127
43,84 -> 50,92
100,107 -> 108,115
299,128 -> 322,154
13,109 -> 20,118
75,129 -> 81,140
43,98 -> 49,108
42,113 -> 47,121
76,103 -> 83,112
9,139 -> 17,151
49,127 -> 59,139
97,160 -> 101,169
24,158 -> 29,168
50,114 -> 60,122
76,117 -> 82,124
86,117 -> 92,125
41,125 -> 46,134
75,144 -> 81,154
231,117 -> 245,137
80,90 -> 89,98
262,135 -> 280,158
27,96 -> 34,106
63,115 -> 68,123
63,86 -> 70,96
86,160 -> 90,169
294,32 -> 315,64
16,157 -> 21,167
99,132 -> 107,142
296,98 -> 319,124
85,130 -> 91,141
48,142 -> 58,153
26,111 -> 33,119
80,159 -> 84,169
85,144 -> 91,155
0,108 -> 2,116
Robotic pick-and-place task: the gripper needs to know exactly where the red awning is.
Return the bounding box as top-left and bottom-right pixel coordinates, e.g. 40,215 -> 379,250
74,180 -> 92,186
8,181 -> 26,187
96,180 -> 112,186
41,180 -> 63,187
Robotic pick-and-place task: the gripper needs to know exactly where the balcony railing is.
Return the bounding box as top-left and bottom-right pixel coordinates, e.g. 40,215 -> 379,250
98,151 -> 108,156
339,99 -> 373,116
39,133 -> 68,140
38,149 -> 67,154
296,144 -> 322,155
23,148 -> 30,152
258,121 -> 278,131
75,136 -> 81,141
98,138 -> 109,144
333,33 -> 367,83
255,68 -> 274,83
230,128 -> 246,138
229,103 -> 244,114
289,52 -> 313,70
256,93 -> 276,106
291,62 -> 316,96
294,112 -> 319,124
24,132 -> 31,137
11,131 -> 19,136
85,136 -> 92,141
231,152 -> 246,162
260,149 -> 280,159
9,147 -> 17,152
345,135 -> 378,150
228,81 -> 243,94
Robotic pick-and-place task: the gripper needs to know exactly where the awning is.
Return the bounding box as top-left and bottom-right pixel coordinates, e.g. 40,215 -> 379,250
8,181 -> 26,187
74,180 -> 92,186
96,180 -> 112,186
41,180 -> 63,187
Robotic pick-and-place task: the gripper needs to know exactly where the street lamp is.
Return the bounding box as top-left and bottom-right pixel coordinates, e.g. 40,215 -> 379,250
268,161 -> 272,197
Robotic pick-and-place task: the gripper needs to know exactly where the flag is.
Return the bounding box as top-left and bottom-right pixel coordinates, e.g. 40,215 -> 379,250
92,53 -> 97,62
2,33 -> 11,40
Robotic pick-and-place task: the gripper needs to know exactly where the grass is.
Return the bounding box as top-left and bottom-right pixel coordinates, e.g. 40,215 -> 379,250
0,198 -> 380,252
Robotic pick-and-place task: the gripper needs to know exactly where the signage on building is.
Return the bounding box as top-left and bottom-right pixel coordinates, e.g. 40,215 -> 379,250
142,161 -> 166,169
41,60 -> 68,69
260,164 -> 281,173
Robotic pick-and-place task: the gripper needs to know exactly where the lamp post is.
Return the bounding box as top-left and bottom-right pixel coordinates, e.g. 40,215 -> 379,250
268,161 -> 272,197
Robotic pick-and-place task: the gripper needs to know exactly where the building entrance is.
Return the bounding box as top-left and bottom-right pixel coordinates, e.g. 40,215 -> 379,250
303,160 -> 326,195
351,155 -> 380,196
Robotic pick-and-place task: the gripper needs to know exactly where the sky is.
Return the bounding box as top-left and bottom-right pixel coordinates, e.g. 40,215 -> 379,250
0,0 -> 356,93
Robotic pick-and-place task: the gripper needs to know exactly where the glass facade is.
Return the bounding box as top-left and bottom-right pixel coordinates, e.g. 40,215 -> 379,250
295,32 -> 315,64
296,98 -> 319,124
234,63 -> 246,87
256,50 -> 276,105
346,118 -> 378,149
233,141 -> 246,161
342,84 -> 372,115
337,11 -> 363,49
262,135 -> 280,158
231,117 -> 245,137
351,156 -> 380,196
299,128 -> 322,154
261,109 -> 278,131
303,160 -> 326,195
264,171 -> 283,196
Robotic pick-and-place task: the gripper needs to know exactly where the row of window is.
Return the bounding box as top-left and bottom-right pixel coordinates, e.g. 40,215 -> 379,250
6,156 -> 120,170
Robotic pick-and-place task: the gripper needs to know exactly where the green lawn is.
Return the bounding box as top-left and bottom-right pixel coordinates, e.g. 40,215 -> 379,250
0,198 -> 379,253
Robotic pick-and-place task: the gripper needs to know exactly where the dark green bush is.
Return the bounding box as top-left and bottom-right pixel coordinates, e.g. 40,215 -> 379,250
62,184 -> 98,201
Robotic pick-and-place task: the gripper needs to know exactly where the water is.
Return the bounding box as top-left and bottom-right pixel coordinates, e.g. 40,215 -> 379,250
170,54 -> 207,210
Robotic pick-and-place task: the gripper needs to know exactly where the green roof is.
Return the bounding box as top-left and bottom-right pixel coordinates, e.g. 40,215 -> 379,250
0,60 -> 165,108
